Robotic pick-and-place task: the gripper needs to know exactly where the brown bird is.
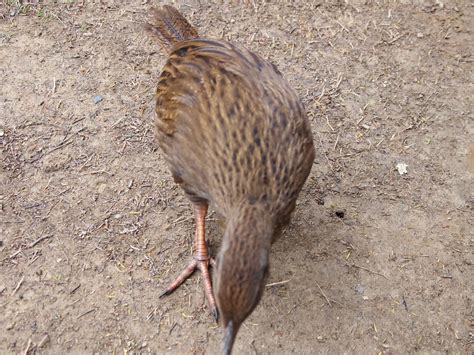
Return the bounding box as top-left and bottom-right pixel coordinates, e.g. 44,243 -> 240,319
146,5 -> 315,354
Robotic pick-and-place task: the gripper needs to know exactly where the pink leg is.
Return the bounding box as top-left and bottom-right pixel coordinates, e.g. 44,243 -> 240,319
160,202 -> 219,321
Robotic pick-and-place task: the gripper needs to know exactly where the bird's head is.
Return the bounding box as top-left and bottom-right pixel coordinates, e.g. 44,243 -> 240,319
213,203 -> 273,354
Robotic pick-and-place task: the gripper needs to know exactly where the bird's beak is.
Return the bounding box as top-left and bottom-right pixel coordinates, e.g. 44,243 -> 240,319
223,320 -> 238,355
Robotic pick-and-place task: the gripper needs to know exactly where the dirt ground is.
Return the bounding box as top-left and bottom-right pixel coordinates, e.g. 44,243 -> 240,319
1,0 -> 473,354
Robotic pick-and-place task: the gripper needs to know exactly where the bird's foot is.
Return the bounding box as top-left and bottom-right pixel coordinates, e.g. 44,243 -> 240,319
160,256 -> 219,322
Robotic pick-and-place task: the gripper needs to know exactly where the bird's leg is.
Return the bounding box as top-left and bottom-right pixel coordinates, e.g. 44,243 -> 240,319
160,202 -> 219,321
192,202 -> 218,320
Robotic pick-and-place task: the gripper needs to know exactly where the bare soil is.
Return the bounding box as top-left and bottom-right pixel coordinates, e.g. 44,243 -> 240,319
1,1 -> 473,354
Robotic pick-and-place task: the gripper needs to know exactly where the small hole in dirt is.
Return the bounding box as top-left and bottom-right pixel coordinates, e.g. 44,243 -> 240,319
335,210 -> 345,218
0,240 -> 3,247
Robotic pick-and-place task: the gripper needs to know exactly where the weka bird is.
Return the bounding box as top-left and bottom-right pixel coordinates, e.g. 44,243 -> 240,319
146,5 -> 315,354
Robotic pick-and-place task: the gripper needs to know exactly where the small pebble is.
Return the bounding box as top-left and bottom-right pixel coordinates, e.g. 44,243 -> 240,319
93,95 -> 103,104
417,32 -> 424,38
396,162 -> 408,175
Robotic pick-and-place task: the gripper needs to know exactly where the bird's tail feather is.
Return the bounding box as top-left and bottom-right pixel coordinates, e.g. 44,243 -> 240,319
145,5 -> 198,52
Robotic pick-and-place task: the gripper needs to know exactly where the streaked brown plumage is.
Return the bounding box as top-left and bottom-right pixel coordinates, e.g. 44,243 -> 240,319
146,5 -> 315,354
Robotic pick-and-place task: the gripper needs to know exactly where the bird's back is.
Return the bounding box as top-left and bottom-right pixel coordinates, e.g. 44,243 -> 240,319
155,39 -> 314,222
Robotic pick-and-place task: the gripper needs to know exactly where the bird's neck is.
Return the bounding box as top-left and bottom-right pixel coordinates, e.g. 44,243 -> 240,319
221,202 -> 274,256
